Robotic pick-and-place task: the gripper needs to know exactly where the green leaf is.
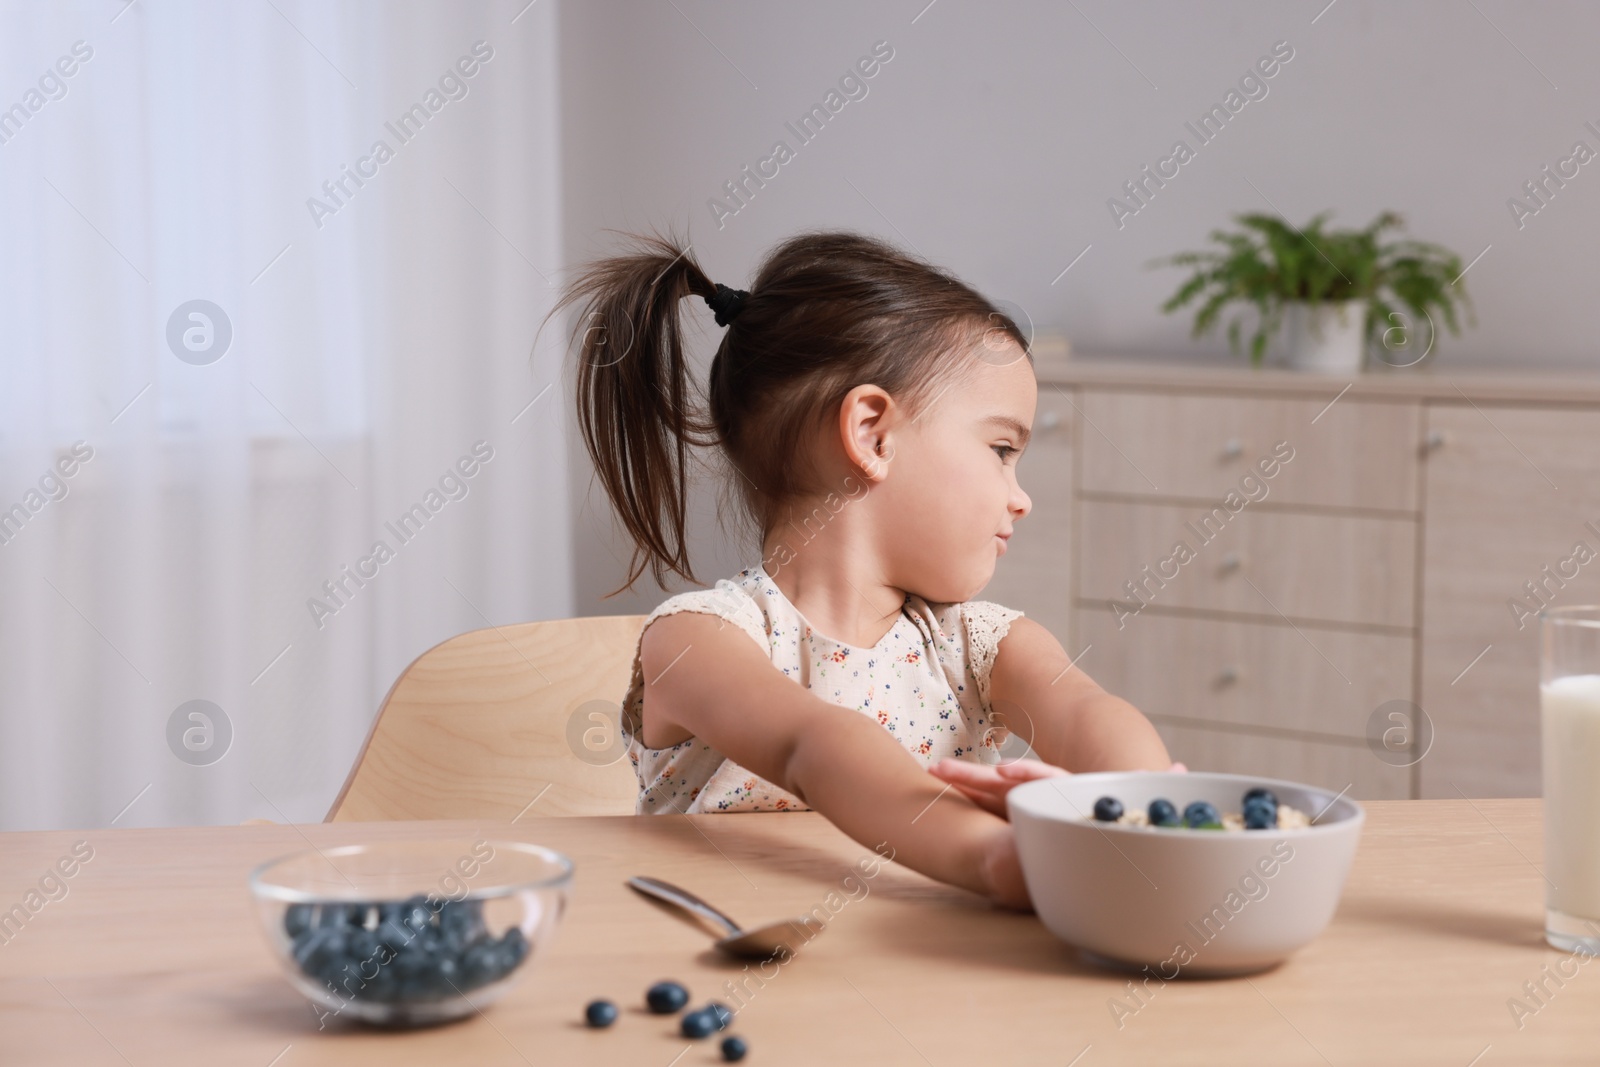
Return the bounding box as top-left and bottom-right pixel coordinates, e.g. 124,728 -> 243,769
1150,210 -> 1477,363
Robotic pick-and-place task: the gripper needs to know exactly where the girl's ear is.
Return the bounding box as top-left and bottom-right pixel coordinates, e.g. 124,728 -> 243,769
838,384 -> 896,483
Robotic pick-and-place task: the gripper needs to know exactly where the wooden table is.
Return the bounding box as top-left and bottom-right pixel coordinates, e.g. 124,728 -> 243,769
0,800 -> 1593,1065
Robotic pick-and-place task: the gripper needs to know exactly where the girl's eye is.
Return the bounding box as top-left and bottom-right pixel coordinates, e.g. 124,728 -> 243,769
992,445 -> 1019,462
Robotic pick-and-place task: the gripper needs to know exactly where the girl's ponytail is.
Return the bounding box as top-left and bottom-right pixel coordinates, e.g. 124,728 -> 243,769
555,231 -> 719,595
557,227 -> 1029,598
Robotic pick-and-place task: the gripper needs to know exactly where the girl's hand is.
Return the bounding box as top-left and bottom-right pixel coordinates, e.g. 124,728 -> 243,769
931,757 -> 1068,818
979,826 -> 1033,912
929,757 -> 1188,819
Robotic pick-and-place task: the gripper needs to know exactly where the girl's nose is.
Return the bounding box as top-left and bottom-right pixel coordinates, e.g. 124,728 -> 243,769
1011,483 -> 1032,519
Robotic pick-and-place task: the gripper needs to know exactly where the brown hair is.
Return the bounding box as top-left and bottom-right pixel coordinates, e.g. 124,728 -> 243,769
554,228 -> 1030,595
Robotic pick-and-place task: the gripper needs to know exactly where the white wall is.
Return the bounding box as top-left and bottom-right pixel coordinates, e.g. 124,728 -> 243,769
558,0 -> 1600,614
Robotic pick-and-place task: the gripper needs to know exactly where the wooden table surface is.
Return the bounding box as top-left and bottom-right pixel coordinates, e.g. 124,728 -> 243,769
0,800 -> 1592,1065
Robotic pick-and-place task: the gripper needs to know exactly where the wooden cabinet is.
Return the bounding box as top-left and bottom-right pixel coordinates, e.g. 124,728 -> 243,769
1077,499 -> 1416,628
1078,390 -> 1420,510
1075,607 -> 1413,739
1147,719 -> 1412,800
1418,405 -> 1600,798
994,357 -> 1600,800
1074,390 -> 1421,799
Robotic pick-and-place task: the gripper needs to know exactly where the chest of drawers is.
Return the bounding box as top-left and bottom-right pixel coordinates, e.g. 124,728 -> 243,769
986,356 -> 1600,799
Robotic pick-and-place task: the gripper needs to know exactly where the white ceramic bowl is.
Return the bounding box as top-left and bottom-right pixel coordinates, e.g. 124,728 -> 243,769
1008,771 -> 1363,976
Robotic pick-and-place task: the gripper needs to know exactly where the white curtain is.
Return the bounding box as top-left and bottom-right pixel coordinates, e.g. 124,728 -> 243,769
0,0 -> 570,830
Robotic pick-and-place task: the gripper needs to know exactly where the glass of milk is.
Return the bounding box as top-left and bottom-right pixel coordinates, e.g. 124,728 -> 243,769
1541,605 -> 1600,952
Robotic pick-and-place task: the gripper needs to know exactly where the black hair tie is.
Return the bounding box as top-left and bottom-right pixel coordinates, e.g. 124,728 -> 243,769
704,283 -> 749,327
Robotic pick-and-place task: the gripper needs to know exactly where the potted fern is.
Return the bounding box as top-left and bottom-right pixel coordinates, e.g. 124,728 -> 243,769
1148,211 -> 1477,372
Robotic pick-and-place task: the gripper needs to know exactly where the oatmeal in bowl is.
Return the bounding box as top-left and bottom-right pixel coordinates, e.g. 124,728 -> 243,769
1088,786 -> 1314,832
1007,771 -> 1363,977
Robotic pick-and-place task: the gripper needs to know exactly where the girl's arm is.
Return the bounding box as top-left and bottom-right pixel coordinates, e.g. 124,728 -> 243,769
986,616 -> 1172,772
639,610 -> 1030,909
928,617 -> 1183,816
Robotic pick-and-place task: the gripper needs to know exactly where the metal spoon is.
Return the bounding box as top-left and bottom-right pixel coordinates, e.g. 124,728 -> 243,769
626,876 -> 824,959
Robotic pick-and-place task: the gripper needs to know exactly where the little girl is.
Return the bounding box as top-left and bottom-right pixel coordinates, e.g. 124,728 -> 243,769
557,230 -> 1180,912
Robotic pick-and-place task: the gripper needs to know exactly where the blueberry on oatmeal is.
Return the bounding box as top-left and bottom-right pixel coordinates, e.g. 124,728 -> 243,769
1243,786 -> 1278,809
1242,787 -> 1281,829
1147,798 -> 1180,826
1082,786 -> 1311,831
1183,800 -> 1222,828
1243,799 -> 1277,830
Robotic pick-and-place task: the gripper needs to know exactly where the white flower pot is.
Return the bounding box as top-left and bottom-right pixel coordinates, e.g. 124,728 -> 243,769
1281,299 -> 1368,374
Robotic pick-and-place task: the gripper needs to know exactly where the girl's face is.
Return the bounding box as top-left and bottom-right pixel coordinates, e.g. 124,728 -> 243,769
877,340 -> 1036,603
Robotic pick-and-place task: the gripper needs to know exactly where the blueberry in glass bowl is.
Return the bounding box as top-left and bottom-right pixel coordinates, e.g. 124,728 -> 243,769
249,839 -> 573,1027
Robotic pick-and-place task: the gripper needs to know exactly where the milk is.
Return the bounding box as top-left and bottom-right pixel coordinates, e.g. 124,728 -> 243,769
1542,673 -> 1600,923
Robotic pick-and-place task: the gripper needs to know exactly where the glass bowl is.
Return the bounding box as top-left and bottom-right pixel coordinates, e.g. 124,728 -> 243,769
248,838 -> 573,1027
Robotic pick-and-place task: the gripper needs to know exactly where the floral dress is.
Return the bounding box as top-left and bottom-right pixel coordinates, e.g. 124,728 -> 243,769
620,564 -> 1024,813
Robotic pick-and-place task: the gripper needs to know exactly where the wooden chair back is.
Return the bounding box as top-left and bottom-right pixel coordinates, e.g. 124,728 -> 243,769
327,615 -> 647,821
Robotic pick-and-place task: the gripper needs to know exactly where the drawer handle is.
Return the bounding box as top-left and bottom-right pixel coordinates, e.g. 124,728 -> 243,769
1038,410 -> 1062,431
1216,666 -> 1240,686
1221,438 -> 1244,459
1219,551 -> 1244,573
1423,429 -> 1447,452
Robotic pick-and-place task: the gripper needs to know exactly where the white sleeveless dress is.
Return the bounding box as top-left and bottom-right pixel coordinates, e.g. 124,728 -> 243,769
619,564 -> 1024,813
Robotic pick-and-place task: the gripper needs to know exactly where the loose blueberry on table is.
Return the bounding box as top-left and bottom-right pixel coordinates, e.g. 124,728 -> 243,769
284,896 -> 528,1003
646,979 -> 690,1014
681,1007 -> 718,1038
582,982 -> 750,1056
